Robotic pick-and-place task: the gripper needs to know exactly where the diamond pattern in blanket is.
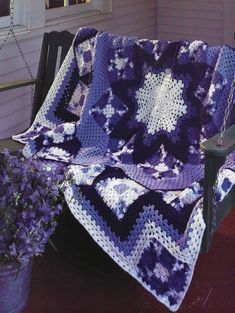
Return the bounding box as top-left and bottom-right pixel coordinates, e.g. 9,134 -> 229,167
95,177 -> 148,220
89,87 -> 128,136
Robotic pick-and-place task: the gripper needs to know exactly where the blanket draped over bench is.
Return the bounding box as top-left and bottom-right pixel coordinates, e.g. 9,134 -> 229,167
13,27 -> 235,311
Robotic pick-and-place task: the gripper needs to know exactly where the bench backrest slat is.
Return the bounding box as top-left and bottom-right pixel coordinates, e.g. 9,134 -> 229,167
31,31 -> 74,123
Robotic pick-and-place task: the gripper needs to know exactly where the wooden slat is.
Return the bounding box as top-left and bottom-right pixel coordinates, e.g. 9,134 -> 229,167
156,0 -> 224,45
157,0 -> 223,11
157,7 -> 223,21
60,45 -> 71,66
157,15 -> 222,31
0,79 -> 39,92
157,24 -> 223,39
43,45 -> 59,92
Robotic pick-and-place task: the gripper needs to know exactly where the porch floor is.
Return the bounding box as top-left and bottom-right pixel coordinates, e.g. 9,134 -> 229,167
23,208 -> 235,313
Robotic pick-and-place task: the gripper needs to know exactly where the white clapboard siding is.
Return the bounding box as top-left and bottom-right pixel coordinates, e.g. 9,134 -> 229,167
0,36 -> 43,62
0,120 -> 31,139
156,0 -> 224,45
0,91 -> 31,120
157,7 -> 223,21
0,63 -> 38,102
0,51 -> 40,77
0,0 -> 156,138
0,93 -> 31,138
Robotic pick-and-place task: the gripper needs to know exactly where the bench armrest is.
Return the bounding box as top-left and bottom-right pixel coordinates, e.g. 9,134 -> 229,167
200,124 -> 235,157
200,124 -> 235,252
0,79 -> 39,92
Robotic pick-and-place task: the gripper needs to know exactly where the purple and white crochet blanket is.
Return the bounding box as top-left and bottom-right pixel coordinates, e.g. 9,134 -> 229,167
13,28 -> 235,311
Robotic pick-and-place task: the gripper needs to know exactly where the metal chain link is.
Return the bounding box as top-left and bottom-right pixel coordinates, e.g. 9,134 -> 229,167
0,0 -> 35,107
211,177 -> 219,235
0,1 -> 15,51
0,30 -> 11,51
217,73 -> 235,146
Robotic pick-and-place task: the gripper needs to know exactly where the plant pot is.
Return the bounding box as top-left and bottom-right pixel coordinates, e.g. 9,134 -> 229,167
0,259 -> 33,313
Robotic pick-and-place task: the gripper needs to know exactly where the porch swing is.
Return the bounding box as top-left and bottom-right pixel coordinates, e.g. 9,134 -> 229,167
0,3 -> 234,256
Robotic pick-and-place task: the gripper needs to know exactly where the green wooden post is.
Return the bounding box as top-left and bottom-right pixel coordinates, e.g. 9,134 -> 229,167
201,154 -> 225,252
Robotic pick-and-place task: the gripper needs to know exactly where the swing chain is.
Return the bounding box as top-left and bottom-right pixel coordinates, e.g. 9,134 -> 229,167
0,0 -> 16,52
13,0 -> 34,80
217,73 -> 235,146
211,176 -> 219,235
0,0 -> 34,80
211,153 -> 226,235
0,0 -> 35,107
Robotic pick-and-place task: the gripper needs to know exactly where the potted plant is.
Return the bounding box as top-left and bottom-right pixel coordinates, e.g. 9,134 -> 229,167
0,149 -> 65,313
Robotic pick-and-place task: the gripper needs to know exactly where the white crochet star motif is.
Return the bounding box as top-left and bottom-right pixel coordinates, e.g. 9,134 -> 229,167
135,69 -> 187,134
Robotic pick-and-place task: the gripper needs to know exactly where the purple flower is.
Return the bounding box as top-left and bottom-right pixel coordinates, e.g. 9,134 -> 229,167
0,150 -> 66,265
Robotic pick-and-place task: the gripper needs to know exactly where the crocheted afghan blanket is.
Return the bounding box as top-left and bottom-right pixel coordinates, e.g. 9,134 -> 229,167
14,27 -> 235,311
